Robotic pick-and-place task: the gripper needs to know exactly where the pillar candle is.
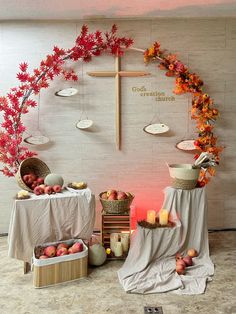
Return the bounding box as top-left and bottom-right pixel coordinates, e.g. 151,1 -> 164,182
147,210 -> 156,224
120,233 -> 130,252
110,233 -> 119,252
114,242 -> 123,257
159,209 -> 169,225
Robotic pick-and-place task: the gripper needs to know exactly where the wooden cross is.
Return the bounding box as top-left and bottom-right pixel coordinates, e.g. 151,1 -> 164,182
87,56 -> 150,150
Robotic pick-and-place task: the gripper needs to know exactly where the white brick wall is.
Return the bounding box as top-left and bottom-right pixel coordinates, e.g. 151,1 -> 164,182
0,18 -> 235,232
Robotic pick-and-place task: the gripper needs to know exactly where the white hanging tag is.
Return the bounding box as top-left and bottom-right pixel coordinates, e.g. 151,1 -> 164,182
55,87 -> 78,97
176,139 -> 196,151
24,134 -> 50,145
76,119 -> 93,129
143,123 -> 169,135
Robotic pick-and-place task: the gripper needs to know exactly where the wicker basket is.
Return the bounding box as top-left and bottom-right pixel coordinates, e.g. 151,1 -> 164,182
99,192 -> 134,214
171,178 -> 198,190
168,164 -> 200,190
33,239 -> 88,288
15,157 -> 51,191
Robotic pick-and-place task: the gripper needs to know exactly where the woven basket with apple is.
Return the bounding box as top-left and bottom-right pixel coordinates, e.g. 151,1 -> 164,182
16,157 -> 51,192
99,190 -> 134,214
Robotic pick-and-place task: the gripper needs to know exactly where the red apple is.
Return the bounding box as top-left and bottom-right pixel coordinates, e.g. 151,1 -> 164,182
68,247 -> 73,254
176,263 -> 186,275
28,172 -> 37,181
108,193 -> 117,200
175,252 -> 183,261
107,189 -> 117,197
44,246 -> 56,257
101,192 -> 108,200
39,255 -> 48,259
37,177 -> 44,184
23,174 -> 30,183
44,186 -> 53,195
183,256 -> 193,267
53,185 -> 62,193
31,182 -> 37,190
187,248 -> 198,258
117,191 -> 127,200
57,243 -> 69,250
176,259 -> 186,268
33,186 -> 44,195
27,175 -> 34,185
71,242 -> 83,253
56,247 -> 68,256
23,174 -> 34,186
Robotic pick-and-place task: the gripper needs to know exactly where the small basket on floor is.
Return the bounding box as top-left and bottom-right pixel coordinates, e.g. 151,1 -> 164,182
33,239 -> 88,288
15,157 -> 51,192
99,192 -> 134,214
168,164 -> 200,190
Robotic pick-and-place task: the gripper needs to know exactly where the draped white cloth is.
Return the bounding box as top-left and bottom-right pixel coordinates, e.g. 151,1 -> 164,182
118,187 -> 214,295
8,188 -> 95,262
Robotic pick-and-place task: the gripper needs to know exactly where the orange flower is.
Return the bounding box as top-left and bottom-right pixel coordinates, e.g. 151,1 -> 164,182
208,167 -> 216,176
148,47 -> 155,56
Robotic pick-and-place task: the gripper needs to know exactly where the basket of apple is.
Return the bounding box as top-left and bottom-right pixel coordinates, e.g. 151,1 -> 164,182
16,157 -> 50,192
99,190 -> 134,214
33,239 -> 88,288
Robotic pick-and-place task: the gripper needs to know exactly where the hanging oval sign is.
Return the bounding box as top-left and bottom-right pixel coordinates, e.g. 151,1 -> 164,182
76,119 -> 93,130
55,87 -> 78,97
176,139 -> 197,151
24,135 -> 50,145
143,123 -> 169,135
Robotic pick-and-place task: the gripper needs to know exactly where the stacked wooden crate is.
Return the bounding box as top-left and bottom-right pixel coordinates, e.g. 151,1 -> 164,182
101,213 -> 130,260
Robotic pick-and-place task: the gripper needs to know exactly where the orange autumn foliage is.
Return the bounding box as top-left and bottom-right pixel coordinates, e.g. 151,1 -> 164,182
144,42 -> 224,185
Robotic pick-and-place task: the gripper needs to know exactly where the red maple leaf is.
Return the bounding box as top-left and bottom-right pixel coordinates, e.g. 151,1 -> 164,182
19,62 -> 28,72
17,72 -> 29,82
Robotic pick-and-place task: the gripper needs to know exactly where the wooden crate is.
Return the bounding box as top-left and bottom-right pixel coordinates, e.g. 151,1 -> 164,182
33,239 -> 88,288
102,214 -> 130,260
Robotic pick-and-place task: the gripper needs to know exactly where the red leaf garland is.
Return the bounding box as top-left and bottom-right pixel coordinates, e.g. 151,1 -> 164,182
0,25 -> 133,176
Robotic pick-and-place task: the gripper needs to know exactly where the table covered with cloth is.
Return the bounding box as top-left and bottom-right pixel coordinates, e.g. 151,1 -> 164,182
118,187 -> 214,295
8,188 -> 95,262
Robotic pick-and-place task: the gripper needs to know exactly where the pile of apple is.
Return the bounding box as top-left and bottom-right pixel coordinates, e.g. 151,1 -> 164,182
38,242 -> 83,259
100,189 -> 132,201
175,248 -> 198,275
22,173 -> 62,195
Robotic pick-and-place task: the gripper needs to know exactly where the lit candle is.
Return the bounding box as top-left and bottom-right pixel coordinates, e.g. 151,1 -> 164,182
110,233 -> 119,252
147,210 -> 156,224
159,209 -> 169,225
120,233 -> 130,252
114,242 -> 123,257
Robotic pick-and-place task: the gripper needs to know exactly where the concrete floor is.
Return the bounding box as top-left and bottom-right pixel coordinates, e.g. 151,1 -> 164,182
0,231 -> 235,314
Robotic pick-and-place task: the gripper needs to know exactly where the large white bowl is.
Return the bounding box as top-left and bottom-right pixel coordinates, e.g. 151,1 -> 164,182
168,164 -> 200,180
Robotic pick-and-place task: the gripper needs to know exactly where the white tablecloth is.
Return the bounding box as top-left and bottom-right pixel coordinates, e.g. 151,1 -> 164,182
8,188 -> 95,262
118,187 -> 214,295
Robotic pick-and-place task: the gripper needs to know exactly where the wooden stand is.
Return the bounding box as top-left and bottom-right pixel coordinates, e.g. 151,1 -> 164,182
101,213 -> 130,260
